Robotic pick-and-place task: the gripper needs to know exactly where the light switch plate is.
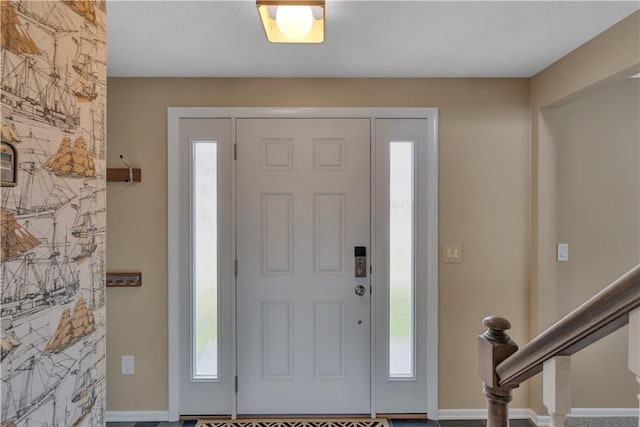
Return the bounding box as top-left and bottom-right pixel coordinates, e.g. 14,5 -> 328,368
121,355 -> 134,375
443,244 -> 463,263
557,243 -> 569,262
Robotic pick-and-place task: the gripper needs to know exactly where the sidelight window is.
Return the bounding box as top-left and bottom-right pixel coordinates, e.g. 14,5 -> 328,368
388,141 -> 415,378
192,140 -> 218,379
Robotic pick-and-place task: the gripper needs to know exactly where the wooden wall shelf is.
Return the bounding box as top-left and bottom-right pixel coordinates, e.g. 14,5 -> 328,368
107,168 -> 142,183
106,272 -> 142,287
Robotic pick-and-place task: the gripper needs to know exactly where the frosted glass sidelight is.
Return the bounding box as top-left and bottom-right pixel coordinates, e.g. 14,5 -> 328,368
389,142 -> 415,378
193,141 -> 218,379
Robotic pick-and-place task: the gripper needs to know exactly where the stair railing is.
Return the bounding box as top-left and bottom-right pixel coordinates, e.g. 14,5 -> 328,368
478,264 -> 640,427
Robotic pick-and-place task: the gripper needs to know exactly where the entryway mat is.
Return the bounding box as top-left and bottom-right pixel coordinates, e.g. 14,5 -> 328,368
197,419 -> 390,427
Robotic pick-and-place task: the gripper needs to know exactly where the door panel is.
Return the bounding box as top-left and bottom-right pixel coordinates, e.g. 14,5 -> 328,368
178,118 -> 234,414
236,119 -> 371,414
374,119 -> 429,413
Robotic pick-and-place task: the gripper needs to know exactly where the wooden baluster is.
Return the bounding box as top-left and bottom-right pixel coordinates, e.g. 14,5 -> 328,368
543,356 -> 571,427
478,316 -> 519,427
628,307 -> 640,427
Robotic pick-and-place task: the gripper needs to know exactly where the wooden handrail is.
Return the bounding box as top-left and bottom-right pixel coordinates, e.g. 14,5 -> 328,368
478,265 -> 640,426
496,264 -> 640,388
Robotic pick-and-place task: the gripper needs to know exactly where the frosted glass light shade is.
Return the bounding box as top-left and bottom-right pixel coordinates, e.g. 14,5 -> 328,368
257,1 -> 324,43
276,6 -> 313,40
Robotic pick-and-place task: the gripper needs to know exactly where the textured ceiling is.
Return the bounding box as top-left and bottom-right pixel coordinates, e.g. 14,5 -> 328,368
107,1 -> 640,78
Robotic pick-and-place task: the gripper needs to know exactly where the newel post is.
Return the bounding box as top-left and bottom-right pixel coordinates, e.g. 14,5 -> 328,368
478,316 -> 519,427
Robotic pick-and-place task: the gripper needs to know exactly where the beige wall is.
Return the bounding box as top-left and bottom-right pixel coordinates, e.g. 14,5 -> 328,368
529,11 -> 640,412
106,10 -> 640,416
106,78 -> 531,411
552,78 -> 640,407
554,78 -> 640,318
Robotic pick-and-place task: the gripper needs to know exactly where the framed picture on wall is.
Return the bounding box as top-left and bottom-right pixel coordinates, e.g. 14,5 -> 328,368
1,142 -> 17,187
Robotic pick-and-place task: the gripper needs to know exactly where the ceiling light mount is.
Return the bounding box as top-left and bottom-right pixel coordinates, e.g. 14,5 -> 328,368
257,0 -> 325,44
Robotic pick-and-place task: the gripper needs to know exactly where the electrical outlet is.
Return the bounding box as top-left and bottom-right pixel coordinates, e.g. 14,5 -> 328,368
121,355 -> 134,375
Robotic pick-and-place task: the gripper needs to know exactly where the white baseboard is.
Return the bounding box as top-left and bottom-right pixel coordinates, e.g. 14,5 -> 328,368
437,408 -> 534,420
533,414 -> 550,427
105,410 -> 169,422
439,408 -> 637,426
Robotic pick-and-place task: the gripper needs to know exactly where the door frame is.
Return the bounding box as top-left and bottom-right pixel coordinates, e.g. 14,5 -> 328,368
167,107 -> 439,422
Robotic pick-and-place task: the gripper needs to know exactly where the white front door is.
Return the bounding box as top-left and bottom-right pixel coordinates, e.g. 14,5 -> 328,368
169,109 -> 439,421
236,118 -> 371,414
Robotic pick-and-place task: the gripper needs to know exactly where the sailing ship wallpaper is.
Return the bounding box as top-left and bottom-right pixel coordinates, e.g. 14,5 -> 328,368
1,1 -> 107,425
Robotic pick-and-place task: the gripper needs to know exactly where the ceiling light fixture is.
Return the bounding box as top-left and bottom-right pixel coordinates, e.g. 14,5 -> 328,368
257,0 -> 325,43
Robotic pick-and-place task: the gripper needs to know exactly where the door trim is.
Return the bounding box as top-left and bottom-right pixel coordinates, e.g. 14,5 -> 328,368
167,107 -> 439,421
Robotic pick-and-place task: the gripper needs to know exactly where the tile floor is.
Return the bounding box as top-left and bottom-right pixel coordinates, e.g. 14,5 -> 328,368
105,419 -> 536,427
107,416 -> 640,427
393,419 -> 534,427
106,422 -> 195,427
